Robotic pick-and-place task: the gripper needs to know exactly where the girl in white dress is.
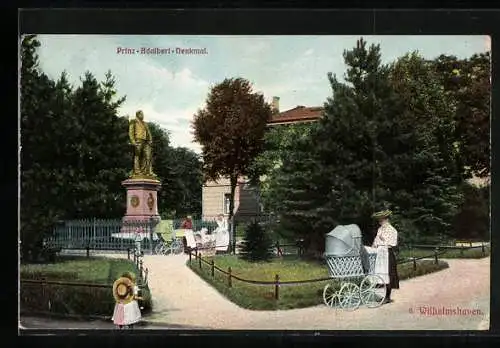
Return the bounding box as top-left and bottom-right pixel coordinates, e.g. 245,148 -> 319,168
112,272 -> 143,329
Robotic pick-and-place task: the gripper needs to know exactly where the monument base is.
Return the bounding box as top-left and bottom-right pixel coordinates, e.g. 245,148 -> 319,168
121,178 -> 161,234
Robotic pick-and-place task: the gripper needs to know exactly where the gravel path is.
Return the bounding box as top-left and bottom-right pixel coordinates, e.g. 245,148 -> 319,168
142,254 -> 490,330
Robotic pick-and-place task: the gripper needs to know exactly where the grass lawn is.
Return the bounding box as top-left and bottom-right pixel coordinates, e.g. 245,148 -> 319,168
20,255 -> 153,316
397,245 -> 490,260
188,254 -> 449,310
20,256 -> 139,284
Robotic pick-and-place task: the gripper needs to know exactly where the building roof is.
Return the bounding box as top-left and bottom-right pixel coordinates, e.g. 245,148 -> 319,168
267,105 -> 324,125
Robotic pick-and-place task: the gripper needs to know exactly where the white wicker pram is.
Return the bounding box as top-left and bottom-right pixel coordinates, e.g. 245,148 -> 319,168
322,224 -> 387,310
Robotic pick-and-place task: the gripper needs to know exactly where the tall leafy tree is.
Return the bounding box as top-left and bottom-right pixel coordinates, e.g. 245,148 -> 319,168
387,52 -> 464,244
149,121 -> 203,219
148,122 -> 175,217
169,147 -> 203,218
431,52 -> 491,178
192,77 -> 272,248
248,123 -> 315,214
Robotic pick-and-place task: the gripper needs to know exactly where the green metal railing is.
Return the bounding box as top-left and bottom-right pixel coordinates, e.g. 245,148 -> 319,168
44,218 -> 222,253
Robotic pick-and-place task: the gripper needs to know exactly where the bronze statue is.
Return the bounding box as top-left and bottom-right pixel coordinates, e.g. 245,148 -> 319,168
129,110 -> 156,178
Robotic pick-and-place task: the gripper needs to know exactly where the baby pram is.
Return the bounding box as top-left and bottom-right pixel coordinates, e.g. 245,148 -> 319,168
322,224 -> 387,310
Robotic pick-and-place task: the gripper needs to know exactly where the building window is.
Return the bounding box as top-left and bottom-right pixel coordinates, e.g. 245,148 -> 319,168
223,193 -> 231,215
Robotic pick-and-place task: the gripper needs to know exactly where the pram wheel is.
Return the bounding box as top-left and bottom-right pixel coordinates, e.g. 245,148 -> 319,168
338,282 -> 361,311
322,283 -> 339,308
172,239 -> 184,254
360,274 -> 386,308
153,242 -> 163,255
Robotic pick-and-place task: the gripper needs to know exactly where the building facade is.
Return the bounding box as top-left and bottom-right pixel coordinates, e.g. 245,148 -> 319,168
201,96 -> 324,221
201,176 -> 261,221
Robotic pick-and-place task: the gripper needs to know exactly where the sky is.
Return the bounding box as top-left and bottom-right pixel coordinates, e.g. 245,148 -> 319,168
35,35 -> 490,154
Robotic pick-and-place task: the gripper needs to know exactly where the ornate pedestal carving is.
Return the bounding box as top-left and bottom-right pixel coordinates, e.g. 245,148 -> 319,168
121,179 -> 161,234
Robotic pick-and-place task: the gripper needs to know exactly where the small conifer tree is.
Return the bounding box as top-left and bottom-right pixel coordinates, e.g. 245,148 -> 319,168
239,221 -> 274,262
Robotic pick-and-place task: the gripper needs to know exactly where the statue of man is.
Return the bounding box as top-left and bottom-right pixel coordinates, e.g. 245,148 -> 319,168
129,110 -> 155,177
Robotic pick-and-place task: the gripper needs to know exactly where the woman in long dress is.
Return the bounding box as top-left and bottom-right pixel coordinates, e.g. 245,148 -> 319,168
112,272 -> 143,329
371,210 -> 400,304
215,214 -> 229,252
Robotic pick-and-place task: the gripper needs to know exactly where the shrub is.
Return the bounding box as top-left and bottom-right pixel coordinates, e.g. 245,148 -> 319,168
239,221 -> 274,262
452,183 -> 490,241
236,223 -> 247,237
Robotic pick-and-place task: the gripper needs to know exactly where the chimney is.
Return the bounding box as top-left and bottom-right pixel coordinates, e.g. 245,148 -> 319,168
271,96 -> 280,113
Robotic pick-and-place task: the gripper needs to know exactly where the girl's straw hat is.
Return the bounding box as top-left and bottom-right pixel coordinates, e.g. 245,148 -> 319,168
112,277 -> 134,304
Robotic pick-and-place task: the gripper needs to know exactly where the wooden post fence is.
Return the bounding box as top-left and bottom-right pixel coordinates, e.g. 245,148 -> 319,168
198,254 -> 202,269
434,248 -> 438,265
211,259 -> 215,278
274,274 -> 280,300
228,267 -> 232,288
412,257 -> 417,271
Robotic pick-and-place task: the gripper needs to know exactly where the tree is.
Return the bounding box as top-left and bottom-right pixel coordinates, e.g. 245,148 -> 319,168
239,221 -> 274,262
148,123 -> 203,219
270,133 -> 331,250
148,122 -> 175,217
452,182 -> 489,241
387,52 -> 464,244
20,35 -> 132,261
21,35 -> 61,259
248,122 -> 315,214
273,38 -> 464,252
63,71 -> 130,219
282,38 -> 400,251
192,77 -> 272,249
169,147 -> 203,218
431,53 -> 491,178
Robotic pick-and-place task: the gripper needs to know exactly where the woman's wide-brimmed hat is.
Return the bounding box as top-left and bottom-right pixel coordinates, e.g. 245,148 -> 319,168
372,209 -> 392,219
112,277 -> 134,304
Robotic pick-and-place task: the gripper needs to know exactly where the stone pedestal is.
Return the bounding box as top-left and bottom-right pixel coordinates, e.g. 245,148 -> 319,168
121,178 -> 161,233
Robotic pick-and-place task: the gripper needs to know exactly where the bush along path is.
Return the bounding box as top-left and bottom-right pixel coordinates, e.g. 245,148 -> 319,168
142,254 -> 489,330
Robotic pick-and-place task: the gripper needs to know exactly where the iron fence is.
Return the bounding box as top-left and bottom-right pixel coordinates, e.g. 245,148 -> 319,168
44,218 -> 224,254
